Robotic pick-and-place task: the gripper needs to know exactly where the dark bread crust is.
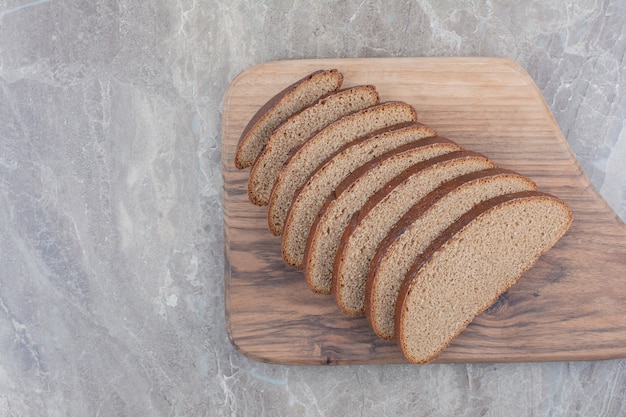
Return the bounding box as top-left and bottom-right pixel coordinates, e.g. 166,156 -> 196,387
364,168 -> 537,338
330,136 -> 458,200
366,168 -> 534,302
352,151 -> 491,223
303,138 -> 461,294
282,123 -> 436,256
304,138 -> 458,273
286,121 -> 431,206
235,69 -> 343,169
247,85 -> 380,206
331,149 -> 496,316
294,121 -> 433,183
393,191 -> 573,364
337,151 -> 489,264
332,150 -> 495,315
268,101 -> 419,238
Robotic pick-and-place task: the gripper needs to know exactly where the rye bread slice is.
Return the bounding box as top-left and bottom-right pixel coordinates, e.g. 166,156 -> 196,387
281,123 -> 437,271
248,85 -> 380,206
395,191 -> 572,364
268,101 -> 418,239
365,168 -> 537,339
332,151 -> 497,317
303,139 -> 464,294
234,69 -> 343,169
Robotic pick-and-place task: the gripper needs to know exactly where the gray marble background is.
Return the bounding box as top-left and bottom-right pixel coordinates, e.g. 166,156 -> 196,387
1,0 -> 625,416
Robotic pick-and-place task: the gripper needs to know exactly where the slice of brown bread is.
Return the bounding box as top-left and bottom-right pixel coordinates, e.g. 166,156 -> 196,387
395,191 -> 572,364
268,101 -> 418,239
365,169 -> 538,339
332,151 -> 497,317
303,139 -> 464,294
281,123 -> 438,271
234,69 -> 343,169
247,85 -> 380,206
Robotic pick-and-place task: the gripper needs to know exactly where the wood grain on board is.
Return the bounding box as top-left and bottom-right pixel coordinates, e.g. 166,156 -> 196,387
222,57 -> 626,365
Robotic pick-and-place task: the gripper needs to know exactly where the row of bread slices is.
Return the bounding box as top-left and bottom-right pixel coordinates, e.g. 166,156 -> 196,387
234,69 -> 572,364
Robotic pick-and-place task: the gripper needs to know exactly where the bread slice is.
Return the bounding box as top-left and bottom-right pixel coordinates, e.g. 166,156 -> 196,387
333,151 -> 497,317
234,69 -> 343,169
248,85 -> 380,206
281,123 -> 437,271
365,169 -> 538,339
395,191 -> 572,364
303,139 -> 464,294
268,101 -> 418,239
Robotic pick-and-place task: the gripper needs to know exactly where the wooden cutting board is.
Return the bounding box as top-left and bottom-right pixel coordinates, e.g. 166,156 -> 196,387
222,57 -> 626,365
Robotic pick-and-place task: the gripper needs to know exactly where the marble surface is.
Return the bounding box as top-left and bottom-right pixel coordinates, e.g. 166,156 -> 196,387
1,0 -> 625,415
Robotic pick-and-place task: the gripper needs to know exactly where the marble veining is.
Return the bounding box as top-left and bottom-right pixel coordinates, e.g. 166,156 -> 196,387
1,0 -> 625,416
